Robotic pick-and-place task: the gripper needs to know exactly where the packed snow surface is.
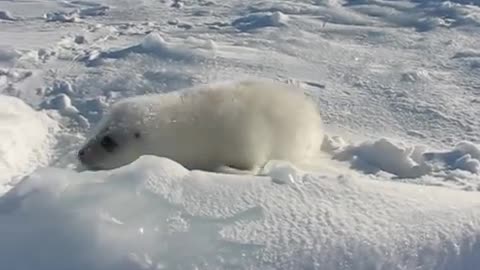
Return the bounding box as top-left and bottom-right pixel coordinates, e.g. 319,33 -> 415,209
1,0 -> 480,269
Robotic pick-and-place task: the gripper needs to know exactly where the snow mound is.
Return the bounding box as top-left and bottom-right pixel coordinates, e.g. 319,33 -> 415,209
84,32 -> 211,65
0,46 -> 21,63
0,10 -> 17,21
44,10 -> 79,22
44,4 -> 109,22
232,11 -> 289,31
324,136 -> 480,180
1,155 -> 480,270
330,137 -> 431,178
0,95 -> 58,194
424,141 -> 480,174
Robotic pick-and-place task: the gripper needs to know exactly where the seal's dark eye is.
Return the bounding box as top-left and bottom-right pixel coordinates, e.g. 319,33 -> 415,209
134,132 -> 141,139
100,135 -> 118,153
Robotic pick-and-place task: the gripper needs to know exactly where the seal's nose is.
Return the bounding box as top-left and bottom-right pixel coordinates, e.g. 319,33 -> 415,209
78,149 -> 86,162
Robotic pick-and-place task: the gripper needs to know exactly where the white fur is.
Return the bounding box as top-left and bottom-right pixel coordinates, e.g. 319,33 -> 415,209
78,79 -> 324,173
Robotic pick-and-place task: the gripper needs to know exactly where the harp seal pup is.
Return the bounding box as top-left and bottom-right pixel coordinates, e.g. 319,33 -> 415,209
77,79 -> 324,174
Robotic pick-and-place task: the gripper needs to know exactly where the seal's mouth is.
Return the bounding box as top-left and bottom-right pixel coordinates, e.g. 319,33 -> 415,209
77,146 -> 102,170
77,147 -> 89,163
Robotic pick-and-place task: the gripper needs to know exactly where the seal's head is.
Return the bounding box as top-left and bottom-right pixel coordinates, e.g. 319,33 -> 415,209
77,100 -> 152,170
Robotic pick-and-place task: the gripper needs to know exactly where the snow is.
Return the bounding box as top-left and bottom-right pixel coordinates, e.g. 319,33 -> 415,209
232,11 -> 290,31
424,141 -> 480,174
1,0 -> 480,268
1,155 -> 480,270
0,46 -> 20,63
0,95 -> 58,194
330,137 -> 432,178
43,4 -> 109,22
0,10 -> 17,21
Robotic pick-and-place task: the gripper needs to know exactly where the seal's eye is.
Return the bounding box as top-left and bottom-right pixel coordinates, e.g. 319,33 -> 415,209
100,135 -> 118,153
134,132 -> 141,139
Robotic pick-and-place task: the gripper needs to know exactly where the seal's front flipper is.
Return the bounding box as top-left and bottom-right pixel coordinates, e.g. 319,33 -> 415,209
215,165 -> 260,176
